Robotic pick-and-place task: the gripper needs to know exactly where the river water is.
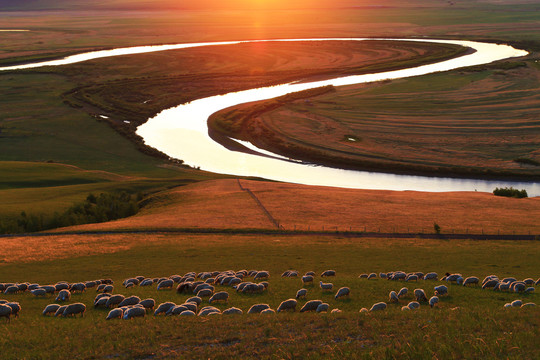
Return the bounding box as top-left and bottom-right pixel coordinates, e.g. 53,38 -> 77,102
1,37 -> 538,195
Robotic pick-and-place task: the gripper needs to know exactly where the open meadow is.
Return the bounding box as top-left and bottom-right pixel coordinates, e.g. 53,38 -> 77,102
0,0 -> 539,358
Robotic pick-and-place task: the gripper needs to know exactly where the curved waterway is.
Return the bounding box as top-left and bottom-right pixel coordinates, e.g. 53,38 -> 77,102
1,38 -> 537,195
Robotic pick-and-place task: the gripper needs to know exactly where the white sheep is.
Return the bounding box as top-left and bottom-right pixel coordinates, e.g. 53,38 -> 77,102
106,308 -> 124,320
223,307 -> 243,315
302,275 -> 314,285
321,270 -> 336,277
389,291 -> 399,303
462,277 -> 479,287
118,295 -> 140,307
0,304 -> 12,322
42,304 -> 61,316
319,281 -> 333,291
521,302 -> 536,308
276,299 -> 297,313
316,303 -> 330,313
334,287 -> 350,300
367,273 -> 377,280
62,303 -> 86,317
511,300 -> 523,307
424,272 -> 438,281
369,302 -> 387,312
260,308 -> 275,315
296,288 -> 307,299
209,291 -> 229,304
414,288 -> 428,302
123,306 -> 146,319
434,285 -> 448,296
300,300 -> 323,313
397,287 -> 408,298
247,304 -> 270,314
429,296 -> 439,308
408,301 -> 420,310
154,302 -> 176,316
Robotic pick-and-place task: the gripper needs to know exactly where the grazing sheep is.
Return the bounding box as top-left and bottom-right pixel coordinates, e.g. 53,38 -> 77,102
535,278 -> 540,286
42,304 -> 61,316
54,283 -> 69,292
503,303 -> 512,308
429,296 -> 439,308
397,287 -> 408,298
197,288 -> 214,298
123,306 -> 146,320
511,300 -> 523,307
193,283 -> 214,295
512,282 -> 526,293
106,308 -> 124,320
302,275 -> 314,285
106,294 -> 125,308
434,285 -> 448,296
523,278 -> 535,286
180,310 -> 196,316
31,288 -> 47,297
157,279 -> 174,290
254,271 -> 269,281
154,302 -> 176,316
369,302 -> 387,312
406,274 -> 418,282
334,287 -> 350,300
316,303 -> 330,313
401,306 -> 410,311
94,296 -> 110,308
6,302 -> 20,318
319,281 -> 333,291
498,282 -> 511,292
186,296 -> 202,306
407,301 -> 420,310
118,295 -> 141,307
260,308 -> 275,315
524,287 -> 535,294
368,273 -> 377,280
379,273 -> 387,279
463,277 -> 479,287
276,299 -> 297,313
54,305 -> 67,317
414,289 -> 428,302
167,305 -> 189,316
182,302 -> 198,313
103,285 -> 114,293
139,298 -> 155,311
176,282 -> 193,294
424,272 -> 438,281
4,286 -> 19,295
482,279 -> 499,289
359,308 -> 368,313
70,283 -> 86,293
389,291 -> 399,303
0,304 -> 12,322
300,300 -> 323,313
390,272 -> 406,281
223,307 -> 243,315
321,270 -> 336,277
331,308 -> 342,313
296,289 -> 307,300
42,285 -> 56,295
502,277 -> 517,284
247,304 -> 271,314
358,274 -> 368,279
28,284 -> 40,291
62,303 -> 86,317
55,289 -> 71,302
209,291 -> 229,304
482,275 -> 499,284
521,302 -> 536,308
140,279 -> 153,287
456,276 -> 464,285
445,274 -> 462,283
305,271 -> 316,277
96,284 -> 106,292
198,306 -> 221,316
85,281 -> 97,289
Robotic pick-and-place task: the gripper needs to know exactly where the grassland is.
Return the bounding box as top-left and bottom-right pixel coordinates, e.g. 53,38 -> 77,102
0,233 -> 539,359
0,2 -> 539,358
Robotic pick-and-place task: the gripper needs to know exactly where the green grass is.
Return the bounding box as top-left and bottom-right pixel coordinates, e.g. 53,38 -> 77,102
0,235 -> 538,359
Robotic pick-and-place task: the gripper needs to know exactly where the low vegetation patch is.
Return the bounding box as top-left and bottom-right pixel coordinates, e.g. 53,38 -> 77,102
0,192 -> 140,234
493,187 -> 528,199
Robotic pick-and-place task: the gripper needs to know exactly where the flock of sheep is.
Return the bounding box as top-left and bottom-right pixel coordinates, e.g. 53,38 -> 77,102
0,269 -> 538,322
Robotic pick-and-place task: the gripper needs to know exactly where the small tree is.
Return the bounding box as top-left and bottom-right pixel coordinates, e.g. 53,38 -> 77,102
434,222 -> 441,235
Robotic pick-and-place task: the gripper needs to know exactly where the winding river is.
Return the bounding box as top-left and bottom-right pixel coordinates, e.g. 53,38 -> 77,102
1,37 -> 538,195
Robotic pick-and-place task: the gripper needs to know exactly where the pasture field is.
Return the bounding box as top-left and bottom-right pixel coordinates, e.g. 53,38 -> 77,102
58,179 -> 540,236
0,233 -> 538,359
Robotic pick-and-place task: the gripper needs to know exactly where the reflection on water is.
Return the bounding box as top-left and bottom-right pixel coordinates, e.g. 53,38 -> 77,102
1,37 -> 536,195
135,39 -> 539,196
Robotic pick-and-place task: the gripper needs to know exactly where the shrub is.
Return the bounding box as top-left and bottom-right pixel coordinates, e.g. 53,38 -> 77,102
493,187 -> 528,198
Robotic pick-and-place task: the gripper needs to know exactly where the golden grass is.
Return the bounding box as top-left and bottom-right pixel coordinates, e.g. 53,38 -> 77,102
58,179 -> 539,235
